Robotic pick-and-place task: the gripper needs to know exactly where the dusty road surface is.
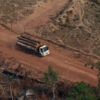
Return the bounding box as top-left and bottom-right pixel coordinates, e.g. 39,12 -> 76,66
0,26 -> 98,86
0,0 -> 98,86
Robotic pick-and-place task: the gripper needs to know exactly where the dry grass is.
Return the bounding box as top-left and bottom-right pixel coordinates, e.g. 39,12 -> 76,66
0,0 -> 45,24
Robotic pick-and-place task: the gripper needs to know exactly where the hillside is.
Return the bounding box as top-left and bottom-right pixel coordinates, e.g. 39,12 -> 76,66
37,0 -> 100,56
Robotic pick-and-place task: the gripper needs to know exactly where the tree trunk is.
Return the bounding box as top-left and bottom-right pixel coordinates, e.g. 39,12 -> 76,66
10,84 -> 14,100
52,86 -> 55,100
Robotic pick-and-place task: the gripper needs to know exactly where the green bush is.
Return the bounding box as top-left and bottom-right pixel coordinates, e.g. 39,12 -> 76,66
66,82 -> 97,100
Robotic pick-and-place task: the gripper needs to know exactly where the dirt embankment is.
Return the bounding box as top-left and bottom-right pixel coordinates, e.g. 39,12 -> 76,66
36,0 -> 100,57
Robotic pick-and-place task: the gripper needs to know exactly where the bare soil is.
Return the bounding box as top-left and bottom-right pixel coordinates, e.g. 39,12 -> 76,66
0,26 -> 98,86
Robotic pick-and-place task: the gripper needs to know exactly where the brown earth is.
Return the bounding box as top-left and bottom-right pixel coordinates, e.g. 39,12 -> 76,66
0,26 -> 98,86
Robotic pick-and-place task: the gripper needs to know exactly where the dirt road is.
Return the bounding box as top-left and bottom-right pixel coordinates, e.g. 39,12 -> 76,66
0,0 -> 98,86
0,26 -> 98,86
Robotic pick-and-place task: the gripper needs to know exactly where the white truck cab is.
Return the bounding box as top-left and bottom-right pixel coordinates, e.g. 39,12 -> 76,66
16,34 -> 50,57
39,45 -> 50,56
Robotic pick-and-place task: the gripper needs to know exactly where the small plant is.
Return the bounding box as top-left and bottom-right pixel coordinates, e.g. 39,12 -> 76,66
8,75 -> 14,82
8,75 -> 15,100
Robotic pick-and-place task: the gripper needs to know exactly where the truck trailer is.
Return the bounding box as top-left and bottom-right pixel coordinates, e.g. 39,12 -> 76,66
16,33 -> 50,56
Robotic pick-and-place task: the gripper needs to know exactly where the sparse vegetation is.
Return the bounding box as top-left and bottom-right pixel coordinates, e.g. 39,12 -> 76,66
0,66 -> 100,100
36,0 -> 100,57
0,0 -> 41,24
85,61 -> 100,70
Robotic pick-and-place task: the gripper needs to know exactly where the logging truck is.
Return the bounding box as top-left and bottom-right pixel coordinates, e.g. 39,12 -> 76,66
16,33 -> 50,56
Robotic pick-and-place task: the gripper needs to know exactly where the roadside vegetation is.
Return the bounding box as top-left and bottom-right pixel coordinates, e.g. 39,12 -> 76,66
0,63 -> 100,100
44,65 -> 59,100
66,82 -> 97,100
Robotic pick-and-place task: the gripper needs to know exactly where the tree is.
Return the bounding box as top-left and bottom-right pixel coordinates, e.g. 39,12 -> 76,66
44,65 -> 59,100
66,82 -> 97,100
8,75 -> 15,100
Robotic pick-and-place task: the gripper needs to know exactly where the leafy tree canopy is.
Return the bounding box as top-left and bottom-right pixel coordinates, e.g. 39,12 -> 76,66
44,65 -> 59,87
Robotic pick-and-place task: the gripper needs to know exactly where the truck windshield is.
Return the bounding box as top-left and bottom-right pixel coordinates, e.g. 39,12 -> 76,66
43,46 -> 48,52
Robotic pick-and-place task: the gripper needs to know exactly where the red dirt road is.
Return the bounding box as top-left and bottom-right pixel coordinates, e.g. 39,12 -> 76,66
0,0 -> 98,86
0,26 -> 98,86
